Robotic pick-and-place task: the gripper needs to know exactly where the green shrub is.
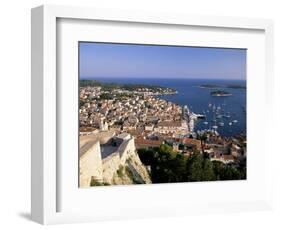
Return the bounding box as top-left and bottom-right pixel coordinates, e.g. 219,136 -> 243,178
117,165 -> 124,178
90,177 -> 104,186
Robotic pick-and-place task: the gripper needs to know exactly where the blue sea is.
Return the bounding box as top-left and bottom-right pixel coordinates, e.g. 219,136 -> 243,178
87,78 -> 246,137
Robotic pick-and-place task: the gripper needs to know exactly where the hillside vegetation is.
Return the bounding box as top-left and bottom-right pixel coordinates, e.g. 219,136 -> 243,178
138,144 -> 246,183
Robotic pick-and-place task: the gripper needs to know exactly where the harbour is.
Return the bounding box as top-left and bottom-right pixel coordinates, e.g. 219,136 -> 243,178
93,78 -> 246,137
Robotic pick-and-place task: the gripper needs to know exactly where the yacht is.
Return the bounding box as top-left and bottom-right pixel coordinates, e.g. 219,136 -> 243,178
223,112 -> 231,118
212,120 -> 218,129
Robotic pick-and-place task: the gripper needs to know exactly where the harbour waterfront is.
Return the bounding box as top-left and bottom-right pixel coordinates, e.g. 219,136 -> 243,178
87,77 -> 246,137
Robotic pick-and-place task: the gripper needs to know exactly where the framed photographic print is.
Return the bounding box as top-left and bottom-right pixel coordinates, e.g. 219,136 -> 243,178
31,5 -> 274,224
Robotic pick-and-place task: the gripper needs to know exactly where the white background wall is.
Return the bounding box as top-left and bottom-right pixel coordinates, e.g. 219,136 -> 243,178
0,0 -> 280,229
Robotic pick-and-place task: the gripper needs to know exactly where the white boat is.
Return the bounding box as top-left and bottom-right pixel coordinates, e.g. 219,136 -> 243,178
229,122 -> 232,126
212,125 -> 218,129
191,112 -> 206,119
233,120 -> 238,123
203,121 -> 208,125
219,121 -> 224,126
223,112 -> 231,118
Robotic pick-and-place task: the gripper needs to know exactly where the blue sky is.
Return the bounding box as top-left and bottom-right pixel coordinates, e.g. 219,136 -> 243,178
79,42 -> 246,80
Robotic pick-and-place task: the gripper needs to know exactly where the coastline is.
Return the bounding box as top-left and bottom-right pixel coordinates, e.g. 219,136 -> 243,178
81,78 -> 246,137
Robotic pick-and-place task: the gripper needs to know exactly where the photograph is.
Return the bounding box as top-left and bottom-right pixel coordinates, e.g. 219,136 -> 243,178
79,42 -> 247,188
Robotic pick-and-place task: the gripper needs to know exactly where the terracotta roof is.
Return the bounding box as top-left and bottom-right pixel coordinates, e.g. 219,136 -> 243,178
222,155 -> 234,160
182,138 -> 201,148
128,130 -> 143,136
135,138 -> 162,146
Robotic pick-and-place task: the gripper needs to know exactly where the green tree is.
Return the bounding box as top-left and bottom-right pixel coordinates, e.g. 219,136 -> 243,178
138,144 -> 187,183
138,148 -> 155,165
186,154 -> 203,181
166,153 -> 187,182
138,144 -> 246,183
212,160 -> 225,180
212,161 -> 244,181
201,159 -> 215,181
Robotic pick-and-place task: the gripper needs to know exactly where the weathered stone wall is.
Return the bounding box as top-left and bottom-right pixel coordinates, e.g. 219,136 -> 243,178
102,152 -> 120,184
101,137 -> 136,183
79,141 -> 103,187
119,137 -> 136,165
80,133 -> 145,186
98,131 -> 115,144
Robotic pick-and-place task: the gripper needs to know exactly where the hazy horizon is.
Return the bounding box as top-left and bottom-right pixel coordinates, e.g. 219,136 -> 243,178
80,76 -> 246,81
79,42 -> 246,80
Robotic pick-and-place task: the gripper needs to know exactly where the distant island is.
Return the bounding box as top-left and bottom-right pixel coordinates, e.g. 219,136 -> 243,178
210,90 -> 232,97
225,84 -> 246,89
199,84 -> 222,89
199,84 -> 246,89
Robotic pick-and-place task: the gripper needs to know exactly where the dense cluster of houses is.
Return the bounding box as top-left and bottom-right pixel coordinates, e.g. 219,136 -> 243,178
80,86 -> 187,137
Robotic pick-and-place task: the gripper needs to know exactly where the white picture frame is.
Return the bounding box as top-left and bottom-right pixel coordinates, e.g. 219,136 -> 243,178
31,4 -> 274,225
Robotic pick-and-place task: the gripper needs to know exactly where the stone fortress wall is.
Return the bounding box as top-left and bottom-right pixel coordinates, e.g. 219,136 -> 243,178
101,152 -> 120,184
102,137 -> 136,184
79,131 -> 136,187
79,141 -> 103,187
